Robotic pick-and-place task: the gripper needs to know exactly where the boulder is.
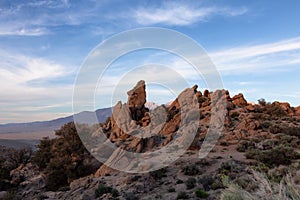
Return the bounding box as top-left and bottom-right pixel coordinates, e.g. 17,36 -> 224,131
246,104 -> 256,112
274,101 -> 293,114
232,93 -> 247,107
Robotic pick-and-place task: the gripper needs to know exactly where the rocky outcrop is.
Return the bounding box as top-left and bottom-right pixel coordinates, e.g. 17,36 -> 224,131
127,80 -> 148,121
295,106 -> 300,115
273,101 -> 293,115
232,93 -> 247,107
95,165 -> 115,177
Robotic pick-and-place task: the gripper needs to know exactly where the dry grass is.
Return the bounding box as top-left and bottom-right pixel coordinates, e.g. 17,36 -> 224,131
221,170 -> 300,200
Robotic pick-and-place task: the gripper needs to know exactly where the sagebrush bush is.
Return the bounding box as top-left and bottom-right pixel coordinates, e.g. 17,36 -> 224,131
150,168 -> 167,180
195,189 -> 209,198
176,191 -> 189,199
95,183 -> 119,198
198,175 -> 214,191
181,164 -> 200,175
185,177 -> 196,189
124,192 -> 138,200
245,146 -> 300,167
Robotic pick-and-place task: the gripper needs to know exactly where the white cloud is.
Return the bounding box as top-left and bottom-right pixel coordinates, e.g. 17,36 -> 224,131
0,27 -> 50,36
133,2 -> 247,26
0,50 -> 75,123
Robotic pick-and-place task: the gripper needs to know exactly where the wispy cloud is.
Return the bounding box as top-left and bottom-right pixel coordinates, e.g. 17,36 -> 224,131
0,0 -> 98,36
0,27 -> 50,36
0,50 -> 75,123
133,2 -> 247,26
210,37 -> 300,73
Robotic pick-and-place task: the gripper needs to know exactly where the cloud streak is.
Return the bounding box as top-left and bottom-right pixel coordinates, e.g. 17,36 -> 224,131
133,2 -> 247,26
210,37 -> 300,73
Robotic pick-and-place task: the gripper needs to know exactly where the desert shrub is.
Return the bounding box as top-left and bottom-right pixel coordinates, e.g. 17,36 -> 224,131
275,134 -> 299,147
0,146 -> 33,190
220,160 -> 244,173
176,191 -> 189,199
176,179 -> 184,184
245,146 -> 300,167
234,177 -> 258,192
181,164 -> 200,175
124,192 -> 138,200
258,98 -> 267,106
3,147 -> 33,170
282,126 -> 300,137
185,177 -> 196,189
3,190 -> 21,200
36,194 -> 48,200
230,112 -> 240,118
262,140 -> 277,150
221,189 -> 245,200
150,168 -> 167,180
236,140 -> 255,152
195,189 -> 209,198
245,149 -> 261,159
34,122 -> 99,191
198,175 -> 214,191
0,160 -> 10,190
33,137 -> 53,170
95,183 -> 118,198
265,103 -> 287,117
260,121 -> 272,129
167,187 -> 176,192
269,125 -> 282,134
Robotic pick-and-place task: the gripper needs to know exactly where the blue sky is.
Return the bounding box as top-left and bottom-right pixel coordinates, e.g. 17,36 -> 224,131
1,0 -> 300,123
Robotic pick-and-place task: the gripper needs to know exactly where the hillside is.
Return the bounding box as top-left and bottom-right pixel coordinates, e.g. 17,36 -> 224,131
1,80 -> 300,200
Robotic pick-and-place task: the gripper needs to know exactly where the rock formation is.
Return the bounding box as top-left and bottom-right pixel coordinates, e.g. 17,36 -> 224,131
232,93 -> 248,107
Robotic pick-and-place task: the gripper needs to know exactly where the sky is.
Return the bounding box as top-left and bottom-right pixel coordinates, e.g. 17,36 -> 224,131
1,0 -> 300,123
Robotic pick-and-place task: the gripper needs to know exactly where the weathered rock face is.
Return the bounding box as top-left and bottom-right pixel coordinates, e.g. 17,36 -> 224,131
10,163 -> 45,198
295,106 -> 300,115
232,93 -> 248,107
127,80 -> 148,121
273,101 -> 293,115
127,80 -> 146,109
95,165 -> 115,177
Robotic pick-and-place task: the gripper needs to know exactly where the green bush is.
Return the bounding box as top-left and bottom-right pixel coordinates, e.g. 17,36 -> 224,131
195,189 -> 209,198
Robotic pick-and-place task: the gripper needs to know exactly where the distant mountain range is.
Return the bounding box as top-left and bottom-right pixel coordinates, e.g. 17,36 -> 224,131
0,102 -> 161,148
0,108 -> 112,148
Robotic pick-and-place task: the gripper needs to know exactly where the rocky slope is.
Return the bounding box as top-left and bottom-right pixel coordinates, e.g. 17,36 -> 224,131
3,80 -> 300,200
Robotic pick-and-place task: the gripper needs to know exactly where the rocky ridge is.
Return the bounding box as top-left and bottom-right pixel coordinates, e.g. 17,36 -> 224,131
3,80 -> 300,200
